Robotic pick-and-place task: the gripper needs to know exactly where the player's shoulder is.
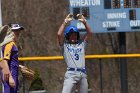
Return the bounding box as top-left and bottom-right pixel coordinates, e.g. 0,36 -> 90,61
77,39 -> 86,44
5,41 -> 16,47
77,40 -> 88,47
3,41 -> 16,52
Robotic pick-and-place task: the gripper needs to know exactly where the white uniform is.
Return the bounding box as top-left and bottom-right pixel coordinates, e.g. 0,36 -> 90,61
61,40 -> 88,93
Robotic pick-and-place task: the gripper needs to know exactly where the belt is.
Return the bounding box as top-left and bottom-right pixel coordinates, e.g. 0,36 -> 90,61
67,68 -> 86,73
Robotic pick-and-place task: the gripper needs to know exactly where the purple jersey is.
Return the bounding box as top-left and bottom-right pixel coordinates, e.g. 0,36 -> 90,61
1,41 -> 19,93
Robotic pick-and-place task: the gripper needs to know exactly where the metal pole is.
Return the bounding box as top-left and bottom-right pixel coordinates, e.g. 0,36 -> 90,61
99,59 -> 103,93
118,32 -> 128,93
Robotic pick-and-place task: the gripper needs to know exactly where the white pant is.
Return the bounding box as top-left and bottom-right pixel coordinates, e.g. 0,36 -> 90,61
62,71 -> 88,93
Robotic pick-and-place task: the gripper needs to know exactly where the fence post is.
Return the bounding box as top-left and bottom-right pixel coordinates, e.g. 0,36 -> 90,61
99,59 -> 103,93
119,32 -> 128,93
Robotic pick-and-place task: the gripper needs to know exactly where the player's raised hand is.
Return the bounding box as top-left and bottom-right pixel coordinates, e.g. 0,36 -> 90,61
77,14 -> 87,24
64,14 -> 73,24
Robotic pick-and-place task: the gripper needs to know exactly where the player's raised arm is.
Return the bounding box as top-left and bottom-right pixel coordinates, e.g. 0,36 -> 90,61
57,14 -> 73,45
77,14 -> 93,41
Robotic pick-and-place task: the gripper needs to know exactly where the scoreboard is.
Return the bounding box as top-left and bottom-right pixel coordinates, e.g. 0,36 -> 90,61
69,0 -> 140,33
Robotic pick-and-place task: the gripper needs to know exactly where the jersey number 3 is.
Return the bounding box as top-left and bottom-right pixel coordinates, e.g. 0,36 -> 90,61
74,54 -> 79,60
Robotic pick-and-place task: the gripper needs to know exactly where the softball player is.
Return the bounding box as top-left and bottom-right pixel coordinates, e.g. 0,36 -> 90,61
0,24 -> 24,93
58,14 -> 93,93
